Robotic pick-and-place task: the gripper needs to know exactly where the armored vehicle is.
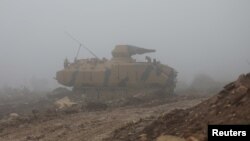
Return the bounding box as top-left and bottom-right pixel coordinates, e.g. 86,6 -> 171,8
56,45 -> 177,99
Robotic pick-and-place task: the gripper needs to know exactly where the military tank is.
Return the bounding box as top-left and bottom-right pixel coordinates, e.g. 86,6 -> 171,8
56,45 -> 177,100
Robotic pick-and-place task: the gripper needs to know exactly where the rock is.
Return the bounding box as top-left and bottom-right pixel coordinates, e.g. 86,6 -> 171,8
186,134 -> 206,141
139,134 -> 148,141
9,113 -> 19,120
236,86 -> 248,94
156,135 -> 186,141
54,96 -> 77,109
186,136 -> 199,141
9,113 -> 19,118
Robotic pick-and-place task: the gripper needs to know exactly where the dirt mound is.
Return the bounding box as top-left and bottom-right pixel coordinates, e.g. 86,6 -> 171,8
105,73 -> 250,141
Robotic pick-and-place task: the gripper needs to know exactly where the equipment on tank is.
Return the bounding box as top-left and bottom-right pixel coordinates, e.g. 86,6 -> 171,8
56,45 -> 177,100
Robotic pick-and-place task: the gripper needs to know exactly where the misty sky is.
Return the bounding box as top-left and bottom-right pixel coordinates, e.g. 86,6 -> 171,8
0,0 -> 250,88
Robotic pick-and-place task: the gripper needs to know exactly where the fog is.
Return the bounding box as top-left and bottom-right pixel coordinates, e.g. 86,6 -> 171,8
0,0 -> 249,89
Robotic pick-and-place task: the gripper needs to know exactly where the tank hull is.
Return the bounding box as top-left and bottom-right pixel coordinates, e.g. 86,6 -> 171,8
56,45 -> 177,96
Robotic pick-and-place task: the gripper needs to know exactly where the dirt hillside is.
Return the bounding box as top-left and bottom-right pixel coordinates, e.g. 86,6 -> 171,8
105,73 -> 250,141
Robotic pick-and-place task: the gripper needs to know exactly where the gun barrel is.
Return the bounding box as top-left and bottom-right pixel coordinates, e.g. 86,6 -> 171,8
132,48 -> 155,55
112,45 -> 156,58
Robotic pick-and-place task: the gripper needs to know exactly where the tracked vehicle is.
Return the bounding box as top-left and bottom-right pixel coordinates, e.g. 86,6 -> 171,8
56,45 -> 177,100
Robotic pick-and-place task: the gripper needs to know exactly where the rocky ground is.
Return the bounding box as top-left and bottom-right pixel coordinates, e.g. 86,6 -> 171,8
0,95 -> 206,141
0,86 -> 209,141
0,73 -> 249,141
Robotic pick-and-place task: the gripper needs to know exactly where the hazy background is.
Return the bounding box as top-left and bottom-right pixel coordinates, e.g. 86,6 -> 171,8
0,0 -> 249,90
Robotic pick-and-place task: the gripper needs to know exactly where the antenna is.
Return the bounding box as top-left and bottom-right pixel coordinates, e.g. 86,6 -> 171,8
64,32 -> 99,60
